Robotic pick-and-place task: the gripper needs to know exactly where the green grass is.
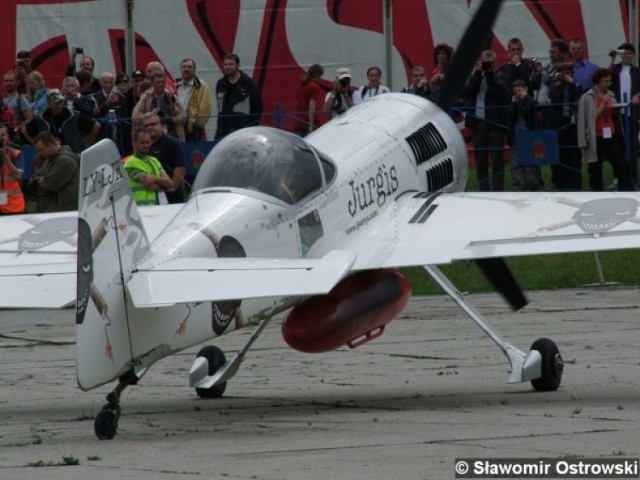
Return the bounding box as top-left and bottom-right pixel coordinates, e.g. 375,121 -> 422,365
406,250 -> 640,295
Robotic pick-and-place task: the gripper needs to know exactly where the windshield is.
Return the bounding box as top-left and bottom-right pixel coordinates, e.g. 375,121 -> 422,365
193,127 -> 330,205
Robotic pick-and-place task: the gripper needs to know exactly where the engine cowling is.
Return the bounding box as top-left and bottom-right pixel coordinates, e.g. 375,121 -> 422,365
282,269 -> 412,353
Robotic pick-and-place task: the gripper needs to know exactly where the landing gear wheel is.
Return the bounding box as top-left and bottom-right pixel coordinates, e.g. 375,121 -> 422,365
195,345 -> 227,399
94,403 -> 121,440
530,338 -> 563,392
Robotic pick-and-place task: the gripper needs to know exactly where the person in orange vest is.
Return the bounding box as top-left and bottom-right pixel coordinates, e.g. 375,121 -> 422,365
0,124 -> 26,215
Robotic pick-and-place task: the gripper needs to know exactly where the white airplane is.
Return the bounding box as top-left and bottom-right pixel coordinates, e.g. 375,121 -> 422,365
2,0 -> 640,440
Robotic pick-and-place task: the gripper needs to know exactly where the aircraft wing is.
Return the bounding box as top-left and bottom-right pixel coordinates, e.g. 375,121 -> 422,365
0,205 -> 182,308
362,191 -> 640,269
126,250 -> 357,308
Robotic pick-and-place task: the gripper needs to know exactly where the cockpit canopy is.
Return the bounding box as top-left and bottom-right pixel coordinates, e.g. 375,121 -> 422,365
192,127 -> 335,205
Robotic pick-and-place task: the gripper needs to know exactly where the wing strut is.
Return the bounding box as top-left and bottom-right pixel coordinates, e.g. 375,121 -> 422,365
423,264 -> 540,384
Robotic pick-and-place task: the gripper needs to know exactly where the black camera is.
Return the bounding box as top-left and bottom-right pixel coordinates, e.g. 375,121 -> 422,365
339,78 -> 349,88
15,60 -> 25,68
481,61 -> 493,72
76,47 -> 84,55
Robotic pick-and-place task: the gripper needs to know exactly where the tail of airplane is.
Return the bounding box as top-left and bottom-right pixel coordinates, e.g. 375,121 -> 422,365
76,140 -> 151,390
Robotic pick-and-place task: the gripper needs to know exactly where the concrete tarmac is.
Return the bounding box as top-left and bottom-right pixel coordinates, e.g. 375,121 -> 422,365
1,288 -> 640,480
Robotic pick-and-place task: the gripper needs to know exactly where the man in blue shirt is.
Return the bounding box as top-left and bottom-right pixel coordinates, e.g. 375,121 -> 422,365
569,37 -> 598,94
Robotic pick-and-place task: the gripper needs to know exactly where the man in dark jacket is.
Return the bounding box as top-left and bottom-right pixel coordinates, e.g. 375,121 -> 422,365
20,89 -> 100,153
463,50 -> 509,191
608,42 -> 640,183
29,131 -> 79,213
214,53 -> 263,141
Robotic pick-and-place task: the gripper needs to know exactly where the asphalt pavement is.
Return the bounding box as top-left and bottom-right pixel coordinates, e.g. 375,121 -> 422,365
1,288 -> 639,480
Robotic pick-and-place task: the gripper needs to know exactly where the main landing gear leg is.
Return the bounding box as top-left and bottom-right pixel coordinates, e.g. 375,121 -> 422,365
94,371 -> 138,440
422,265 -> 563,390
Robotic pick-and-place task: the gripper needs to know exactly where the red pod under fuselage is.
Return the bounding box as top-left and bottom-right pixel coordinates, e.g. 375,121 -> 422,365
282,269 -> 412,353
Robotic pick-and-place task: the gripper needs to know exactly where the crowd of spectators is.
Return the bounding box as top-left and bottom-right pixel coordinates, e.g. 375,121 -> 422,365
2,37 -> 640,213
1,49 -> 262,212
307,37 -> 640,193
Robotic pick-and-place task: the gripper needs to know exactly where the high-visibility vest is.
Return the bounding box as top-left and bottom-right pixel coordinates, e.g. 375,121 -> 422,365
124,154 -> 162,206
0,148 -> 26,214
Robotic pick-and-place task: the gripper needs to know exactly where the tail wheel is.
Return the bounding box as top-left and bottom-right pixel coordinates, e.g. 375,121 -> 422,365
530,338 -> 563,392
195,345 -> 227,399
94,404 -> 120,440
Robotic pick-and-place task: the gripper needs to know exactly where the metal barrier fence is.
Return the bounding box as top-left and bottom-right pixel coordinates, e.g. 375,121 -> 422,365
4,102 -> 639,191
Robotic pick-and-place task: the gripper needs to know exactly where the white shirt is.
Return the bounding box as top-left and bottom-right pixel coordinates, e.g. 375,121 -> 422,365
619,65 -> 632,115
353,84 -> 390,104
177,80 -> 195,110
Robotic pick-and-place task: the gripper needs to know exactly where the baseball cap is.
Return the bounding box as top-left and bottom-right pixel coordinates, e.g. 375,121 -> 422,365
16,50 -> 31,59
47,89 -> 65,103
336,68 -> 351,80
618,42 -> 636,53
132,69 -> 145,78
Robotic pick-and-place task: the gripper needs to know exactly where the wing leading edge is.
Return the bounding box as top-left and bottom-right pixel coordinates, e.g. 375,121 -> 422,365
366,192 -> 640,269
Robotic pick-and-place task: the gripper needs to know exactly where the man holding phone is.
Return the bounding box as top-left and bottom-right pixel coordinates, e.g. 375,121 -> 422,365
66,47 -> 101,93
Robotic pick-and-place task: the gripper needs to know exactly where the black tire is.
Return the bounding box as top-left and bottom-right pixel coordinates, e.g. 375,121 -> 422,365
530,338 -> 563,392
195,345 -> 227,399
94,407 -> 118,440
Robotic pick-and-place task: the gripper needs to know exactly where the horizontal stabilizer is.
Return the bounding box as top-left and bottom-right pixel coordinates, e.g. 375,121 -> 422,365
0,261 -> 76,308
127,250 -> 357,307
0,271 -> 75,308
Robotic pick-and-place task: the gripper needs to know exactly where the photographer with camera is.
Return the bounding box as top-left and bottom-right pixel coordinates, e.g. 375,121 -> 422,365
462,50 -> 509,191
545,63 -> 582,190
535,39 -> 569,105
0,124 -> 26,215
324,68 -> 356,118
61,76 -> 94,118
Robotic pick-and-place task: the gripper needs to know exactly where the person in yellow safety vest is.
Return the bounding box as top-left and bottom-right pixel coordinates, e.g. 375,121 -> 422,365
0,124 -> 26,215
124,127 -> 174,206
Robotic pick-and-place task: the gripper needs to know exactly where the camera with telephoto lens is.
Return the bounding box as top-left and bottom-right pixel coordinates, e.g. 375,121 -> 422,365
481,61 -> 493,72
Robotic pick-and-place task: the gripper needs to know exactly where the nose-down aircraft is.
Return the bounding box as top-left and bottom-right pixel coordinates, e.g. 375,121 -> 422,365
2,0 -> 640,440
